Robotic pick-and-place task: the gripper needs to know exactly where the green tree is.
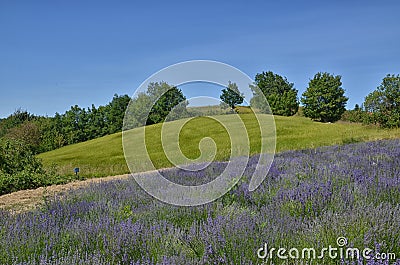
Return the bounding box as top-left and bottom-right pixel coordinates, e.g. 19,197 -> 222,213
86,104 -> 107,139
363,74 -> 400,128
146,82 -> 187,125
62,105 -> 88,144
0,93 -> 134,154
0,109 -> 34,138
301,72 -> 348,122
250,71 -> 299,116
104,94 -> 131,134
124,92 -> 153,129
220,81 -> 244,111
37,115 -> 65,152
124,82 -> 187,128
4,120 -> 41,152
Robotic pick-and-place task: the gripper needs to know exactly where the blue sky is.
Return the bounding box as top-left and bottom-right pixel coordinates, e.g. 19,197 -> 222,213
0,1 -> 399,118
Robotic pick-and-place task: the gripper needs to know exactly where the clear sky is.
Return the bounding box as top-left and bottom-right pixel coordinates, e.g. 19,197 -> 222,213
1,0 -> 399,118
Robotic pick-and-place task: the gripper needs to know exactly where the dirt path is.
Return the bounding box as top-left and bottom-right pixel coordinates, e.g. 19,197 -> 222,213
0,174 -> 132,213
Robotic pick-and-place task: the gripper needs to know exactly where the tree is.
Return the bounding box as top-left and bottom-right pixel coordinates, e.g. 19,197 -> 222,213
363,74 -> 400,128
124,92 -> 153,129
85,104 -> 107,139
104,94 -> 131,134
250,71 -> 298,116
0,93 -> 136,154
62,105 -> 88,144
301,72 -> 348,122
220,81 -> 244,111
4,121 -> 41,152
147,82 -> 187,124
0,109 -> 34,138
37,116 -> 65,152
124,82 -> 188,128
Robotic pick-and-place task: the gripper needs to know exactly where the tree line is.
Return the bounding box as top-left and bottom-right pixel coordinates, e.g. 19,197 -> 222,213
0,84 -> 188,194
346,74 -> 400,128
0,94 -> 131,154
221,71 -> 399,128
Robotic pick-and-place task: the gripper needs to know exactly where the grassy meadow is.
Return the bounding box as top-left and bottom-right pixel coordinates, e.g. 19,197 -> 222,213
38,114 -> 400,178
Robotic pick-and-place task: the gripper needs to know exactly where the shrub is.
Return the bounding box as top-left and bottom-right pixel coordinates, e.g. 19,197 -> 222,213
0,139 -> 52,195
341,109 -> 367,123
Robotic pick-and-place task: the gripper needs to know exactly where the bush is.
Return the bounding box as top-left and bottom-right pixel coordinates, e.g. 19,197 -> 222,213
340,109 -> 367,123
0,170 -> 49,195
0,139 -> 54,195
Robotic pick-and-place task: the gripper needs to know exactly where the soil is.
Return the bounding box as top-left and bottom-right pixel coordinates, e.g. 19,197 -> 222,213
0,174 -> 131,213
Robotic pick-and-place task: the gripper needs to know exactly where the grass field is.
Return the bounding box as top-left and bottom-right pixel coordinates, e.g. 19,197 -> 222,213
38,114 -> 400,178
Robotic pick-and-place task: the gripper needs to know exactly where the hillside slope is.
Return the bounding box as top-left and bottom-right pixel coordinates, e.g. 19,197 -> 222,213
38,115 -> 400,177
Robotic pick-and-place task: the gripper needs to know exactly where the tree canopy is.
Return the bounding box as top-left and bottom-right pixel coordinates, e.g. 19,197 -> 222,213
301,72 -> 348,122
250,71 -> 298,116
0,94 -> 131,154
124,82 -> 188,128
220,81 -> 244,110
363,74 -> 400,128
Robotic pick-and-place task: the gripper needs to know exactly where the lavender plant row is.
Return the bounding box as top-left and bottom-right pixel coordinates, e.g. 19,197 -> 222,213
1,139 -> 400,264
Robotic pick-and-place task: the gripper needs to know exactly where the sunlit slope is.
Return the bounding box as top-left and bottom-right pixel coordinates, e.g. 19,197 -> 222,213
38,115 -> 400,177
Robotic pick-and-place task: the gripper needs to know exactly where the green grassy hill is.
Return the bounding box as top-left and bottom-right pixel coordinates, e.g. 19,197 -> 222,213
38,114 -> 400,178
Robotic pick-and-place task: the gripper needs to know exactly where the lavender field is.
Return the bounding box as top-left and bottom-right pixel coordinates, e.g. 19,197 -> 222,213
1,139 -> 400,264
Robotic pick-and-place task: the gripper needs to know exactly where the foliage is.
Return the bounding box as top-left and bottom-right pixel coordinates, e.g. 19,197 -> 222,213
219,81 -> 244,110
37,114 -> 66,151
363,74 -> 400,128
124,82 -> 188,128
0,109 -> 34,138
251,71 -> 299,116
0,94 -> 131,154
124,92 -> 153,128
1,140 -> 400,264
147,82 -> 188,125
0,139 -> 48,195
0,139 -> 42,175
105,94 -> 132,134
4,120 -> 41,152
341,110 -> 365,123
340,104 -> 369,123
301,72 -> 348,122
